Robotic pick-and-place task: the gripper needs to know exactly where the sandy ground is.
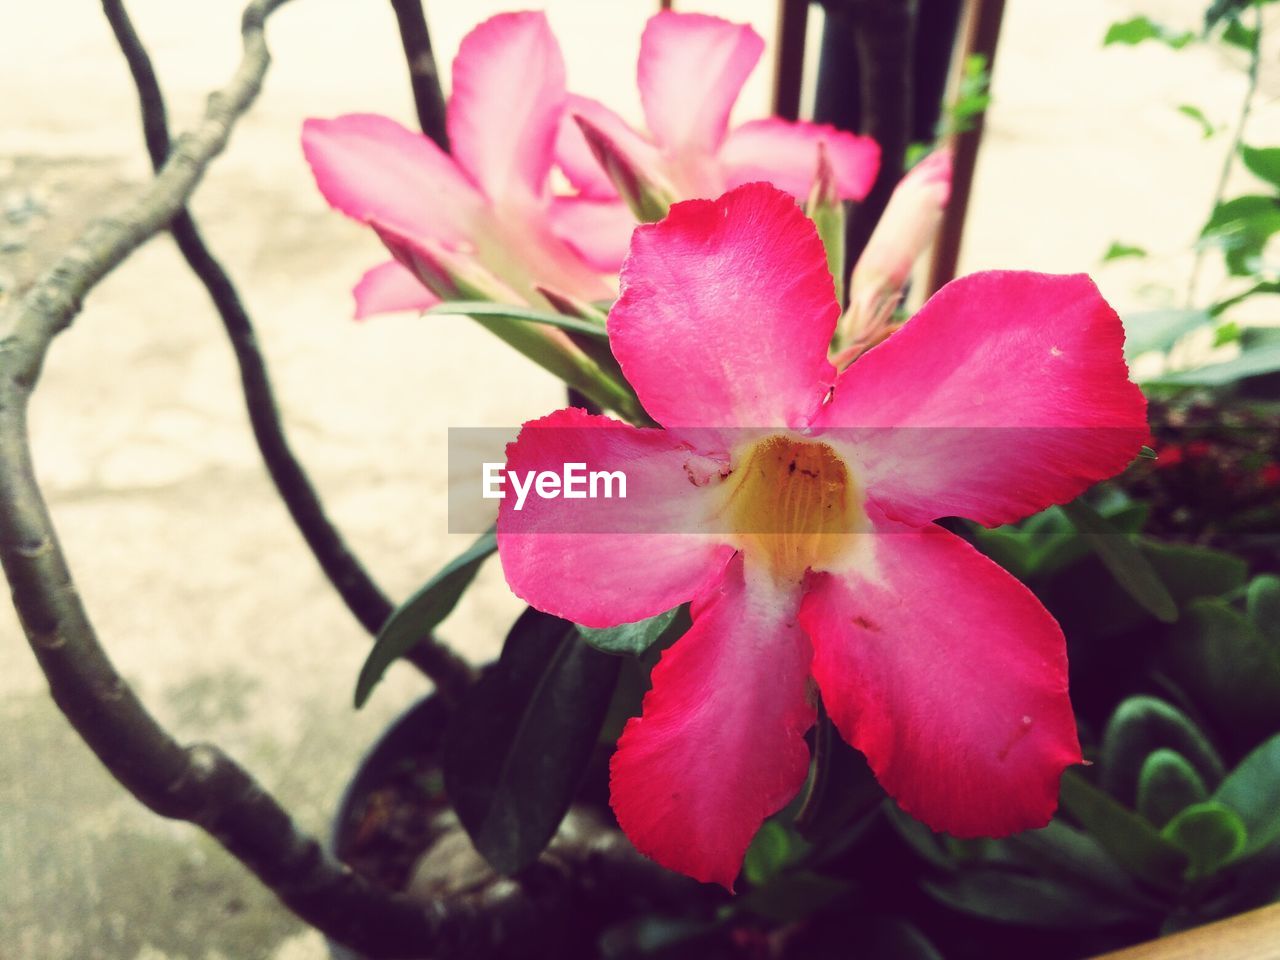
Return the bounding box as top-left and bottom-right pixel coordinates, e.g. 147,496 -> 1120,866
1,0 -> 1278,957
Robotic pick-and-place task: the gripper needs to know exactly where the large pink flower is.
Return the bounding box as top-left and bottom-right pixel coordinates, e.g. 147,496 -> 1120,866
554,10 -> 881,271
302,12 -> 613,318
497,183 -> 1149,889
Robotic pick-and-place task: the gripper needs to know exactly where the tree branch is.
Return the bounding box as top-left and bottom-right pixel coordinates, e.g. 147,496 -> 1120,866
389,0 -> 450,147
100,0 -> 474,700
1,3 -> 689,954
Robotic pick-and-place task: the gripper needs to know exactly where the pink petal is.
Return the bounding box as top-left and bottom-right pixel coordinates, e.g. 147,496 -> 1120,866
301,114 -> 482,241
548,196 -> 636,273
609,182 -> 837,429
556,94 -> 657,200
800,521 -> 1082,837
447,11 -> 565,205
352,260 -> 439,320
817,271 -> 1149,527
497,408 -> 734,628
638,11 -> 764,155
610,554 -> 815,889
719,118 -> 881,201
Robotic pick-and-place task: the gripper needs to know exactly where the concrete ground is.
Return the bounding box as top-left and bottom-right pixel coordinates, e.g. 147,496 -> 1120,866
1,1 -> 1278,957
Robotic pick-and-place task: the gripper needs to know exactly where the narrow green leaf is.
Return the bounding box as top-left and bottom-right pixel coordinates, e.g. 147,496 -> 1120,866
1241,145 -> 1280,190
354,531 -> 496,708
1213,731 -> 1280,857
1176,104 -> 1216,139
1063,500 -> 1178,623
922,868 -> 1139,929
1059,771 -> 1189,892
1210,280 -> 1280,316
443,607 -> 621,875
1247,575 -> 1280,648
1151,343 -> 1280,387
578,605 -> 681,656
1161,802 -> 1247,880
428,300 -> 608,339
1137,749 -> 1210,828
1221,17 -> 1260,50
1122,309 -> 1211,359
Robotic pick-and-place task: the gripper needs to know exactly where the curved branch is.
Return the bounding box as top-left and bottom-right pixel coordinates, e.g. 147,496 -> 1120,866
100,0 -> 473,700
389,0 -> 450,147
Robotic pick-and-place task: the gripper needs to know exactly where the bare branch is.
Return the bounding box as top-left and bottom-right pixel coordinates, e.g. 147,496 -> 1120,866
100,0 -> 473,701
389,0 -> 450,147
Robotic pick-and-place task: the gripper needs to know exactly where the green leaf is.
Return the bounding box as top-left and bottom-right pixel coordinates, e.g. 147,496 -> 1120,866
1161,802 -> 1247,880
1152,343 -> 1280,387
1137,749 -> 1211,828
428,300 -> 608,339
1062,500 -> 1177,623
1241,145 -> 1280,190
1163,598 -> 1280,749
1100,696 -> 1226,808
1214,321 -> 1242,347
443,607 -> 621,875
1143,540 -> 1248,605
1210,280 -> 1280,316
578,605 -> 682,657
743,820 -> 797,887
1103,16 -> 1194,48
1122,309 -> 1212,360
922,868 -> 1139,929
1200,194 -> 1280,277
1221,17 -> 1260,50
354,531 -> 495,708
735,870 -> 850,923
1247,575 -> 1280,648
856,920 -> 944,960
1177,104 -> 1216,138
1212,731 -> 1280,857
1059,771 -> 1190,892
1104,241 -> 1149,262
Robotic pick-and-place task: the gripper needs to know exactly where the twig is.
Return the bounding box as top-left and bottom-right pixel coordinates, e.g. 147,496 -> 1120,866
1186,1 -> 1263,308
389,0 -> 450,147
1,3 -> 691,954
100,0 -> 474,701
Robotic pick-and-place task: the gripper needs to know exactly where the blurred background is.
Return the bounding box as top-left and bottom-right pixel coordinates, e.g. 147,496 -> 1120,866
2,1 -> 1278,956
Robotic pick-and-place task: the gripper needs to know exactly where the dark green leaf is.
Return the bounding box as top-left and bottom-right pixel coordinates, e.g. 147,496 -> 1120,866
1161,802 -> 1247,880
1100,696 -> 1225,808
1213,732 -> 1280,858
743,820 -> 796,887
1137,749 -> 1211,828
1241,145 -> 1280,190
1247,575 -> 1280,648
1143,540 -> 1248,604
1103,16 -> 1194,48
1004,820 -> 1159,909
1059,771 -> 1189,892
1163,599 -> 1280,749
1152,343 -> 1280,387
1122,309 -> 1212,360
1200,194 -> 1280,277
1104,241 -> 1149,262
922,868 -> 1139,929
857,919 -> 944,960
354,531 -> 496,708
579,605 -> 681,657
1063,500 -> 1177,622
1177,104 -> 1216,138
1207,0 -> 1255,31
736,870 -> 850,923
443,607 -> 621,874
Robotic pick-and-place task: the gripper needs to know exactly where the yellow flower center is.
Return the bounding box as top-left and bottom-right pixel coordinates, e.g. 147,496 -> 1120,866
717,435 -> 863,583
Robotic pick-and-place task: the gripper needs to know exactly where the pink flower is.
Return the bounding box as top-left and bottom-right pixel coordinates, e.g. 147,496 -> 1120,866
497,183 -> 1148,889
302,12 -> 613,319
554,11 -> 881,270
844,149 -> 953,350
